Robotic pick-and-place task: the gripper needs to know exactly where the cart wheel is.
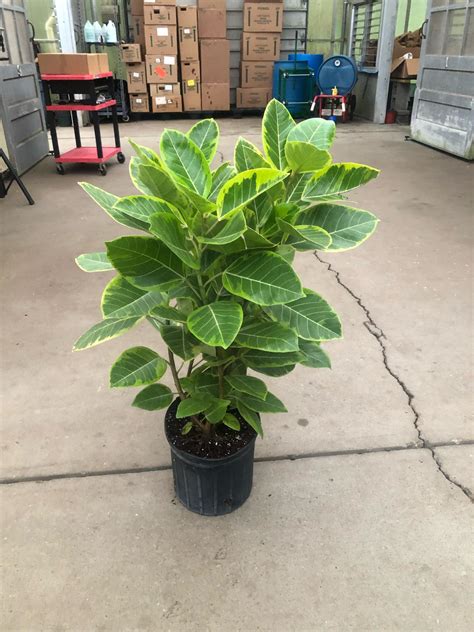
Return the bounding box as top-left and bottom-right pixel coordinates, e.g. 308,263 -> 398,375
117,152 -> 126,164
99,164 -> 107,176
122,115 -> 130,123
56,164 -> 65,175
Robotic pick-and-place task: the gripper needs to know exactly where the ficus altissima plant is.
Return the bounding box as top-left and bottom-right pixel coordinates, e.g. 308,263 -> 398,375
74,100 -> 379,439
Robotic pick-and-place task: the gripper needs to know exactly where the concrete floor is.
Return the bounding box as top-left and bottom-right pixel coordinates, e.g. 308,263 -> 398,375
1,117 -> 473,630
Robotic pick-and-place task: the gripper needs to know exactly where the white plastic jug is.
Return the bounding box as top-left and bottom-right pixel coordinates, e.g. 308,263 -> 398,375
101,23 -> 108,43
83,20 -> 95,43
106,20 -> 117,44
93,21 -> 102,42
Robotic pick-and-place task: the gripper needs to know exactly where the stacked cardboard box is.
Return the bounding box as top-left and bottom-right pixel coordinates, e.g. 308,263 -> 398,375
237,1 -> 282,109
178,6 -> 200,111
198,0 -> 230,111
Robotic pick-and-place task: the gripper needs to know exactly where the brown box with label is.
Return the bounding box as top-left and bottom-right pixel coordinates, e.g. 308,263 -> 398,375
179,27 -> 199,61
243,3 -> 283,33
236,87 -> 271,108
201,83 -> 229,111
182,80 -> 201,111
130,0 -> 144,15
130,93 -> 150,113
144,25 -> 177,54
38,53 -> 109,75
241,61 -> 273,87
149,83 -> 181,96
126,63 -> 147,92
200,39 -> 230,83
242,33 -> 280,61
131,16 -> 145,46
145,54 -> 178,83
177,6 -> 198,28
151,93 -> 182,113
197,0 -> 225,7
181,60 -> 200,82
143,0 -> 176,6
391,56 -> 419,79
120,44 -> 142,63
144,5 -> 176,25
198,8 -> 226,38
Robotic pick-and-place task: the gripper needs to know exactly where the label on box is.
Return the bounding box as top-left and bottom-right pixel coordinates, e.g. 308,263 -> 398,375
154,66 -> 167,77
157,27 -> 168,36
164,84 -> 172,91
133,72 -> 140,78
136,99 -> 143,104
164,56 -> 175,65
144,0 -> 154,3
187,79 -> 195,87
156,96 -> 167,105
184,28 -> 191,34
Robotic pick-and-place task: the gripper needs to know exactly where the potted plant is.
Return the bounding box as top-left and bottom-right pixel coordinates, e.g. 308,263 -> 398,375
74,100 -> 379,516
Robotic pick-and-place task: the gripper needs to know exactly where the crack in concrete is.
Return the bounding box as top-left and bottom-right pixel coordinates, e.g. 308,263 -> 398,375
315,253 -> 473,502
1,440 -> 473,486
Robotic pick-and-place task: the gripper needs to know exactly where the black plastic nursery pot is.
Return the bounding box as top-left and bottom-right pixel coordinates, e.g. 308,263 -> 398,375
165,399 -> 257,516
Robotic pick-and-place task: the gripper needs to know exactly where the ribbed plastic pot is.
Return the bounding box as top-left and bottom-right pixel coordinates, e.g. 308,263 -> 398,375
165,402 -> 257,516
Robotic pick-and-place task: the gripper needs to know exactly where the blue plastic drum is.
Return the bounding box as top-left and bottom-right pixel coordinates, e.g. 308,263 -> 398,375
316,55 -> 358,96
288,53 -> 324,89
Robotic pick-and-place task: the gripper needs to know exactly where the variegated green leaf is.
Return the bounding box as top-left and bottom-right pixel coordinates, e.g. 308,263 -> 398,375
252,364 -> 296,377
299,339 -> 331,368
110,346 -> 167,388
129,139 -> 161,165
197,211 -> 246,245
234,137 -> 270,172
223,251 -> 304,306
105,236 -> 185,291
285,141 -> 332,173
225,375 -> 267,400
262,99 -> 295,170
187,301 -> 243,349
286,173 -> 313,208
296,204 -> 379,251
79,182 -> 148,232
216,168 -> 288,218
187,119 -> 219,163
75,252 -> 113,272
208,163 -> 237,202
149,212 -> 199,269
235,318 -> 299,352
204,398 -> 231,423
160,129 -> 211,196
101,276 -> 164,319
242,349 -> 302,368
113,195 -> 184,226
236,401 -> 263,437
73,317 -> 141,351
302,163 -> 380,202
266,291 -> 342,341
223,413 -> 240,431
132,383 -> 173,410
161,324 -> 198,360
237,391 -> 287,414
176,394 -> 210,418
277,218 -> 332,250
129,159 -> 182,204
287,118 -> 336,150
150,305 -> 187,323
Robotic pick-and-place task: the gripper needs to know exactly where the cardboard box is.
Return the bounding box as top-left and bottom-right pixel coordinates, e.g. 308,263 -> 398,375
178,27 -> 199,62
131,16 -> 145,46
242,33 -> 280,61
177,6 -> 198,28
151,94 -> 182,113
145,54 -> 178,83
149,83 -> 181,97
243,3 -> 283,33
37,53 -> 109,75
198,8 -> 226,38
198,0 -> 225,7
241,61 -> 273,88
181,60 -> 200,82
144,25 -> 177,54
182,80 -> 201,111
391,56 -> 419,79
236,87 -> 271,109
201,83 -> 229,111
130,93 -> 150,113
126,63 -> 147,92
200,39 -> 230,83
130,0 -> 144,16
143,0 -> 176,6
144,5 -> 176,25
120,43 -> 142,63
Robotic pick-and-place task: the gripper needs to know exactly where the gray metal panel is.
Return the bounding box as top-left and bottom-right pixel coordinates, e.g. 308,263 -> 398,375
0,1 -> 34,64
411,0 -> 474,159
0,63 -> 49,174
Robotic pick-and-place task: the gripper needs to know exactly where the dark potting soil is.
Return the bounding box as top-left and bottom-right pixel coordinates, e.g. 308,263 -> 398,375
165,398 -> 257,459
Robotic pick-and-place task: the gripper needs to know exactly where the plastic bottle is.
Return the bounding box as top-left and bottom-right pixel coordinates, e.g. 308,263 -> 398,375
93,21 -> 102,43
106,20 -> 117,44
83,20 -> 95,43
101,23 -> 108,43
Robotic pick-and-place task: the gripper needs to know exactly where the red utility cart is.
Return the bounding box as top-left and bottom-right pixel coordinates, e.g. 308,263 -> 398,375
41,71 -> 125,175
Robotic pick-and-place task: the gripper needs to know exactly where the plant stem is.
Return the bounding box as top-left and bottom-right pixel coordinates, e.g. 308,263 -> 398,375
168,350 -> 185,400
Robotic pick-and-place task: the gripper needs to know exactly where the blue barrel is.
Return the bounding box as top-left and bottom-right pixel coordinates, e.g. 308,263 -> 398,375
288,53 -> 323,89
272,60 -> 308,115
316,55 -> 358,96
